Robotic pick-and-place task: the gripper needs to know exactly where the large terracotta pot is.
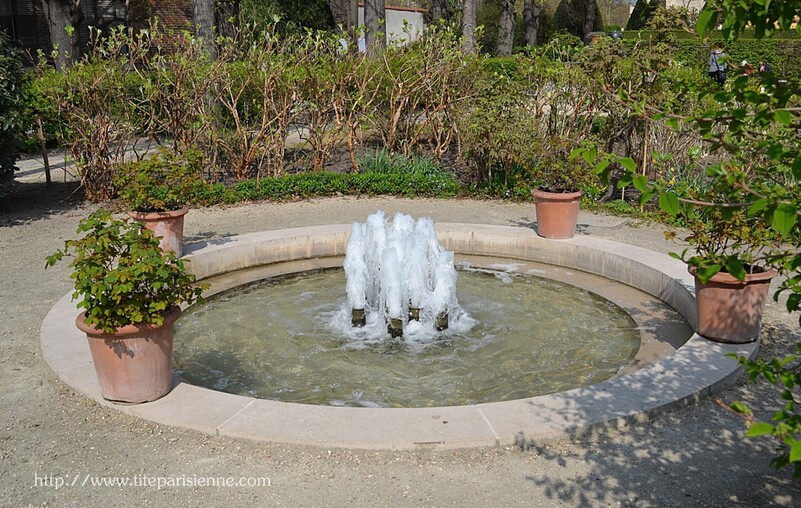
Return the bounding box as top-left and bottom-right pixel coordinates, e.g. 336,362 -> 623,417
691,266 -> 777,344
127,206 -> 188,257
76,306 -> 181,403
531,189 -> 583,239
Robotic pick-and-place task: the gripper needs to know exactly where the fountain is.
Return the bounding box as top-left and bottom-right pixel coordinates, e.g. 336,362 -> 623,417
167,213 -> 653,408
344,212 -> 461,338
41,214 -> 748,449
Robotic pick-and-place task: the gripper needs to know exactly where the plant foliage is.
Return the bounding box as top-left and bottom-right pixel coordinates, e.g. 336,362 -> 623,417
113,148 -> 204,212
0,33 -> 23,181
46,210 -> 205,334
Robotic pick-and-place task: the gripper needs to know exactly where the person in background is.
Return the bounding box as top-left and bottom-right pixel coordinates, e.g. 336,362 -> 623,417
740,60 -> 754,77
708,44 -> 727,85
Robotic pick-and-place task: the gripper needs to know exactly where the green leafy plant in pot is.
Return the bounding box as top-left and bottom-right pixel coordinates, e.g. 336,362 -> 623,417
580,144 -> 786,344
528,138 -> 600,239
46,209 -> 206,403
113,147 -> 204,257
652,164 -> 782,344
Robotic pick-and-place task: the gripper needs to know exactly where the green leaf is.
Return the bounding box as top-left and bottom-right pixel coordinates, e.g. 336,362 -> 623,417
748,198 -> 769,216
595,160 -> 611,185
640,188 -> 657,205
792,156 -> 801,180
787,293 -> 801,314
770,204 -> 797,236
659,192 -> 680,217
696,8 -> 716,37
619,158 -> 637,173
632,176 -> 648,192
746,422 -> 775,437
724,259 -> 746,281
729,401 -> 752,415
617,173 -> 633,188
696,264 -> 722,284
790,441 -> 801,463
774,110 -> 792,126
580,145 -> 596,165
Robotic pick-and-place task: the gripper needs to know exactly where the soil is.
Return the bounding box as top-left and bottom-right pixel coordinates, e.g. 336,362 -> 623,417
2,178 -> 800,507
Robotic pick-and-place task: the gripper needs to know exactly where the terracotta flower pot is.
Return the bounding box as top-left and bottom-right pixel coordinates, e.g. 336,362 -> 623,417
691,266 -> 777,343
127,206 -> 188,257
76,306 -> 181,403
531,189 -> 583,239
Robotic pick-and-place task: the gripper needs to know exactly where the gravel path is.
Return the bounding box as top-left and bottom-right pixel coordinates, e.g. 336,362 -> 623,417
1,180 -> 800,507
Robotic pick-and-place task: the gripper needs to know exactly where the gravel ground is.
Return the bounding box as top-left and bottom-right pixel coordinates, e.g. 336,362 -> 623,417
1,178 -> 800,507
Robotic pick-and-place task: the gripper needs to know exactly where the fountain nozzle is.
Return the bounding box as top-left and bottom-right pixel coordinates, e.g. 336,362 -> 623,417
388,318 -> 403,338
435,312 -> 449,331
351,308 -> 366,327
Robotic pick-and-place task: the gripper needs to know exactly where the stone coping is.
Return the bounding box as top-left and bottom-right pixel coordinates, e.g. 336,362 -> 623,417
40,224 -> 758,450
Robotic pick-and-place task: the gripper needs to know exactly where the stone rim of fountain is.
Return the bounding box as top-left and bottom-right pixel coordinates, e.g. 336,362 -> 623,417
40,223 -> 758,449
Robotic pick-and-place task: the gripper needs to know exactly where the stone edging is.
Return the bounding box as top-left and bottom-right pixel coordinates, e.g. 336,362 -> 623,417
40,224 -> 757,449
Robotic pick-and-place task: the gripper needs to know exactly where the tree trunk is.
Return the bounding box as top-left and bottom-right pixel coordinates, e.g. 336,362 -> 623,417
326,0 -> 347,26
584,0 -> 598,43
41,0 -> 84,70
522,0 -> 542,47
364,0 -> 385,56
462,0 -> 476,53
347,0 -> 360,52
193,0 -> 216,59
327,0 -> 357,35
497,0 -> 515,56
429,0 -> 446,23
216,1 -> 239,41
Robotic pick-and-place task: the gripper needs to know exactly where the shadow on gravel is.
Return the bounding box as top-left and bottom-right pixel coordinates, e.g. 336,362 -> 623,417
0,180 -> 85,227
183,231 -> 239,246
514,323 -> 801,507
507,218 -> 592,236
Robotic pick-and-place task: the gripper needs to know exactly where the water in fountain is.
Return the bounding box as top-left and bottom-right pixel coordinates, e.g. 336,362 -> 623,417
340,211 -> 473,343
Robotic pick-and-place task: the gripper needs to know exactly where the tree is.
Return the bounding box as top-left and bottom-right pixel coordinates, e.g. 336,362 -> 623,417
40,0 -> 84,70
522,0 -> 543,47
241,1 -> 335,32
326,0 -> 359,50
194,0 -> 216,58
496,0 -> 515,56
462,0 -> 477,52
364,0 -> 385,56
626,0 -> 657,30
583,0 -> 598,42
554,0 -> 603,41
326,0 -> 348,26
429,0 -> 448,24
216,1 -> 240,40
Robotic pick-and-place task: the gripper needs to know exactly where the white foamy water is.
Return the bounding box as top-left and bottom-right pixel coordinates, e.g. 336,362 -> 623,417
342,212 -> 470,344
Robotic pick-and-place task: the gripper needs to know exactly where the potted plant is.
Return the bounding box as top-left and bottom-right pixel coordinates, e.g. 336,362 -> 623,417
662,180 -> 781,344
113,147 -> 203,257
46,209 -> 206,403
529,138 -> 599,239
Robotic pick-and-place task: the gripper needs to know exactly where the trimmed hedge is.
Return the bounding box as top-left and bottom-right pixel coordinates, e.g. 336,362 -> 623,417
624,30 -> 801,40
623,31 -> 801,81
189,171 -> 461,206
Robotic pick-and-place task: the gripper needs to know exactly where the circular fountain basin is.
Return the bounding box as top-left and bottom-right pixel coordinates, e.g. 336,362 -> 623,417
173,266 -> 646,408
40,224 -> 758,449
